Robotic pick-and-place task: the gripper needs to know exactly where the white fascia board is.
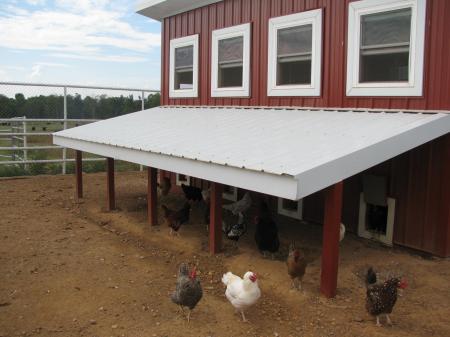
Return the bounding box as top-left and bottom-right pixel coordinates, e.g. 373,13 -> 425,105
136,0 -> 223,21
295,113 -> 450,199
53,135 -> 299,200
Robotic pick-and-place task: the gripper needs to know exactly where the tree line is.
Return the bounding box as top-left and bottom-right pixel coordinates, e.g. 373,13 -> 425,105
0,92 -> 160,119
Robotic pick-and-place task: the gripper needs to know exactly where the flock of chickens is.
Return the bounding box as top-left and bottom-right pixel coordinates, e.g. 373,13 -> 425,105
161,182 -> 283,257
171,263 -> 407,326
159,179 -> 408,326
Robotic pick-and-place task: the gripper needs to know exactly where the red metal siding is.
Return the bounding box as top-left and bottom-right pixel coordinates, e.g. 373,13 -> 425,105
161,0 -> 450,111
158,0 -> 450,256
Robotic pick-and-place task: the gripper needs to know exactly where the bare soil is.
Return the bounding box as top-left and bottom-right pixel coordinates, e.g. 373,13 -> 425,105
1,171 -> 449,337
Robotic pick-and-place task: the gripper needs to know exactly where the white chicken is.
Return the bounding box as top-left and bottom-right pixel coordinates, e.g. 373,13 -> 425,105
340,223 -> 346,242
222,271 -> 261,322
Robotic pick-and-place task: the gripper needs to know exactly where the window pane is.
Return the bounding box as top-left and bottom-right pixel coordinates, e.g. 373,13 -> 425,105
218,36 -> 243,88
361,8 -> 412,47
174,46 -> 193,89
277,25 -> 312,56
282,199 -> 298,212
276,25 -> 312,85
360,53 -> 409,82
218,36 -> 243,63
223,185 -> 235,194
360,8 -> 411,83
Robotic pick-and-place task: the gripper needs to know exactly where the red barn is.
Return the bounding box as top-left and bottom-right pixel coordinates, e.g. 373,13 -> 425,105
54,0 -> 450,297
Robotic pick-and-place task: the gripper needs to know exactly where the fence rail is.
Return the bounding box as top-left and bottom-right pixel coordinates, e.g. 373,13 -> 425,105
0,81 -> 159,175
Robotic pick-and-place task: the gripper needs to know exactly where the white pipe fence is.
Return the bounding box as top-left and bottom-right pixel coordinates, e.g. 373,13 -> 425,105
0,82 -> 159,175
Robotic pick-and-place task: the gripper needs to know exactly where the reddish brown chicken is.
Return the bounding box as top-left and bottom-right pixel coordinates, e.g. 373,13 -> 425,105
286,242 -> 307,290
161,203 -> 191,236
365,267 -> 408,327
158,176 -> 172,196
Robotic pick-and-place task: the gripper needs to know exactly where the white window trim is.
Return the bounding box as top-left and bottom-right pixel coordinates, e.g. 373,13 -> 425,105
222,186 -> 238,201
169,34 -> 199,98
211,23 -> 251,97
176,173 -> 191,186
358,193 -> 395,246
267,9 -> 323,97
346,0 -> 426,97
277,198 -> 303,220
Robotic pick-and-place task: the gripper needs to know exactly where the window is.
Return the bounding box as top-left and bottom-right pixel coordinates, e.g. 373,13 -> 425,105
176,174 -> 190,186
211,23 -> 251,97
346,0 -> 426,96
222,185 -> 238,201
268,9 -> 322,96
277,198 -> 303,220
169,34 -> 198,98
358,193 -> 396,246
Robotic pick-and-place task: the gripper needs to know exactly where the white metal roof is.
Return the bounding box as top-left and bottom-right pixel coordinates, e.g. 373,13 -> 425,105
136,0 -> 222,21
53,106 -> 450,200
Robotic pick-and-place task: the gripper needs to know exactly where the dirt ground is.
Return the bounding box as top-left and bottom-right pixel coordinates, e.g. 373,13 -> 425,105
1,171 -> 450,337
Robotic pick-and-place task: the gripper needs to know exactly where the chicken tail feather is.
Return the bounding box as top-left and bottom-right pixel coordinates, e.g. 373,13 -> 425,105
221,272 -> 236,286
366,267 -> 377,286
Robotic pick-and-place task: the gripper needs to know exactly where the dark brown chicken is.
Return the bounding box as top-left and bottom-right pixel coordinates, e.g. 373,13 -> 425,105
181,184 -> 203,202
254,201 -> 279,258
171,263 -> 203,322
286,242 -> 307,290
365,267 -> 408,326
161,202 -> 191,236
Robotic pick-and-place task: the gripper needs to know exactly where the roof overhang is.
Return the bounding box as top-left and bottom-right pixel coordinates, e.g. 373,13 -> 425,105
136,0 -> 222,21
53,106 -> 450,200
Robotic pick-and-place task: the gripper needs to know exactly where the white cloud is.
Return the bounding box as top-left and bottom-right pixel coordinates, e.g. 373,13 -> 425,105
0,69 -> 11,81
0,1 -> 160,63
29,64 -> 42,80
26,0 -> 46,6
27,62 -> 70,80
50,53 -> 148,63
35,62 -> 70,67
3,65 -> 26,71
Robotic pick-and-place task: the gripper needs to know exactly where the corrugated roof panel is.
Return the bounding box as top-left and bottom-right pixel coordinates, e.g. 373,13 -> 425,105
53,106 -> 450,199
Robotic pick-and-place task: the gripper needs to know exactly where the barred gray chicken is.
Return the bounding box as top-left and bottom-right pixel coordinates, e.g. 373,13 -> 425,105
223,191 -> 252,215
171,263 -> 203,322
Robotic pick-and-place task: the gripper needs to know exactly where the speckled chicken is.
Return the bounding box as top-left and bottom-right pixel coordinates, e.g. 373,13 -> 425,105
365,267 -> 408,326
161,202 -> 191,236
171,263 -> 203,322
286,242 -> 307,290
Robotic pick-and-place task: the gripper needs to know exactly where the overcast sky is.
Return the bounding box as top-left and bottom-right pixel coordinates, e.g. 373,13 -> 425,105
0,0 -> 161,90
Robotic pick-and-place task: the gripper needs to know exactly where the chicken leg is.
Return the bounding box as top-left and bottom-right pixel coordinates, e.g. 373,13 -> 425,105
240,310 -> 248,322
291,278 -> 301,290
295,278 -> 302,290
187,309 -> 192,323
386,314 -> 392,326
376,315 -> 382,327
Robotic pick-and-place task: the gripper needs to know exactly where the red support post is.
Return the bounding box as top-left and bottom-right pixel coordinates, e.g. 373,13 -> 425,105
106,157 -> 115,211
75,150 -> 83,199
320,181 -> 343,298
209,182 -> 223,254
147,167 -> 158,226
